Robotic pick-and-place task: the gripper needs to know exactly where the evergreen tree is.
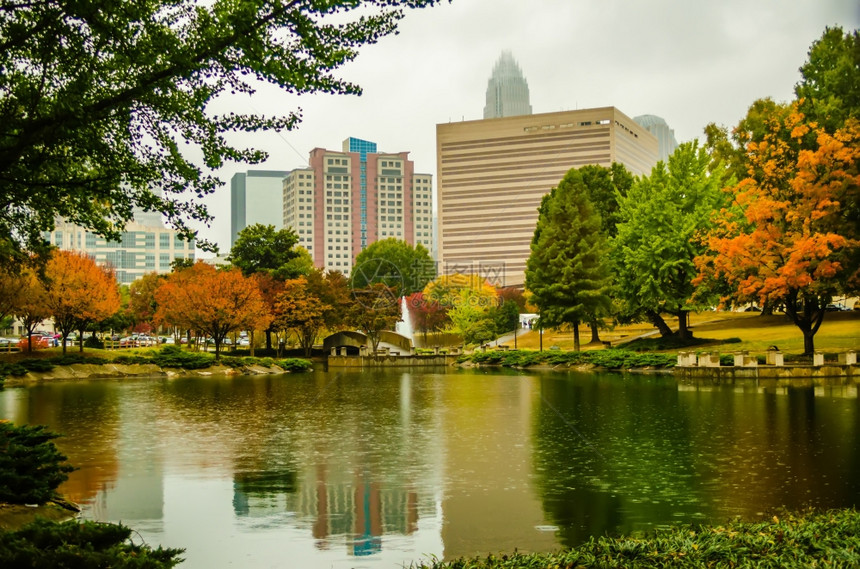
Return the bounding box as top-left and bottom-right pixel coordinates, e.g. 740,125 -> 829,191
525,169 -> 611,351
0,422 -> 75,504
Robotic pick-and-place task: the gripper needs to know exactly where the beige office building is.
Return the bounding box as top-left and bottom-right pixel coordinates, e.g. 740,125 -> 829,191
436,106 -> 658,288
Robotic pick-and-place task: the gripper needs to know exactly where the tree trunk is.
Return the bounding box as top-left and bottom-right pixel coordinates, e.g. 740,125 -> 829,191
676,310 -> 692,340
589,319 -> 601,344
249,330 -> 255,357
78,326 -> 85,352
573,321 -> 581,352
265,329 -> 272,351
783,291 -> 826,355
646,310 -> 673,337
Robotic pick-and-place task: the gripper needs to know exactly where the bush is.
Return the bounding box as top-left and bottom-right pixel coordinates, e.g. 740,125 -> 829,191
150,345 -> 214,369
413,508 -> 860,568
276,358 -> 312,373
0,422 -> 75,504
0,518 -> 184,568
84,335 -> 105,349
461,349 -> 676,370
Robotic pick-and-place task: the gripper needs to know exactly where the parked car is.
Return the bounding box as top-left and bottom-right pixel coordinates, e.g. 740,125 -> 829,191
18,334 -> 52,350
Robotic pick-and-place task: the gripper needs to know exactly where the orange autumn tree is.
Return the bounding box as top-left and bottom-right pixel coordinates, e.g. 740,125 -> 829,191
695,104 -> 860,354
154,262 -> 268,359
11,267 -> 51,352
43,250 -> 121,353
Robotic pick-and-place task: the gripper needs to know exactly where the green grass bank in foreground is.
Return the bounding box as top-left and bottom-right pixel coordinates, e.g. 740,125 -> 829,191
413,508 -> 859,568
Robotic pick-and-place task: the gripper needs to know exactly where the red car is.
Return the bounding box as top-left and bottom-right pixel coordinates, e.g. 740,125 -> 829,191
18,335 -> 52,350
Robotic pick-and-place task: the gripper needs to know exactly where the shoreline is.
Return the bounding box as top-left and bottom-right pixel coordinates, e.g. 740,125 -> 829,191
1,361 -> 300,387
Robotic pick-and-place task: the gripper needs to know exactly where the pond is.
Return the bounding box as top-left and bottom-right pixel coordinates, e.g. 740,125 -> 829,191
1,369 -> 858,568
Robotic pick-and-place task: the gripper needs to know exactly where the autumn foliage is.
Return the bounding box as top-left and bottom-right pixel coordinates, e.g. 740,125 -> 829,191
154,262 -> 269,358
695,105 -> 860,353
43,250 -> 121,353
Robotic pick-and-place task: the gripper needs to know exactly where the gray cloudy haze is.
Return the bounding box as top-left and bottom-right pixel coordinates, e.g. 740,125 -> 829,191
199,0 -> 859,253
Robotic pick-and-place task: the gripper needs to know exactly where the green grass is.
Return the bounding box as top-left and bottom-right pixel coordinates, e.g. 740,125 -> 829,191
510,311 -> 859,356
413,508 -> 860,568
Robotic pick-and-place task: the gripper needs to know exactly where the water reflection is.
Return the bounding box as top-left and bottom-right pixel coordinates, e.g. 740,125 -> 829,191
0,371 -> 858,568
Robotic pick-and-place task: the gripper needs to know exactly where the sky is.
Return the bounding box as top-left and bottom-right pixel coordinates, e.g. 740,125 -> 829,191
197,0 -> 860,254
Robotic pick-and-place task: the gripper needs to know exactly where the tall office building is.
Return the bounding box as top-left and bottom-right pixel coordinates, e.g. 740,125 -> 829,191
230,170 -> 290,247
634,114 -> 678,163
43,215 -> 195,285
483,51 -> 532,119
283,138 -> 433,274
437,107 -> 658,288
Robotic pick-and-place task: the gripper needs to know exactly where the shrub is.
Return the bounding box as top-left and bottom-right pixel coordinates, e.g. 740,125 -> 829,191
0,422 -> 75,504
276,358 -> 312,373
150,345 -> 214,369
412,508 -> 860,569
0,518 -> 184,568
84,335 -> 105,349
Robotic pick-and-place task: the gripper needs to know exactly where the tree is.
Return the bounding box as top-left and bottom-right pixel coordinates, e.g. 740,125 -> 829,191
795,26 -> 860,134
577,163 -> 634,342
228,224 -> 305,281
347,284 -> 401,352
11,267 -> 51,352
612,142 -> 726,340
43,250 -> 121,354
526,169 -> 611,351
155,262 -> 268,358
276,276 -> 326,357
0,269 -> 26,326
128,273 -> 167,334
350,238 -> 436,298
405,292 -> 449,343
0,0 -> 442,263
0,422 -> 75,504
695,105 -> 860,354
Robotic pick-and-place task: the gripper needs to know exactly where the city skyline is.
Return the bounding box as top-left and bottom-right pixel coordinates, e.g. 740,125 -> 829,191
191,1 -> 856,254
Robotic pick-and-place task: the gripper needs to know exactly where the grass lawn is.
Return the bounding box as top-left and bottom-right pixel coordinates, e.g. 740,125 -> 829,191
510,310 -> 860,355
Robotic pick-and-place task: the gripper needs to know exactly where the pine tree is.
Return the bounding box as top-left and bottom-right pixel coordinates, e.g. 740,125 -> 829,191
525,169 -> 611,351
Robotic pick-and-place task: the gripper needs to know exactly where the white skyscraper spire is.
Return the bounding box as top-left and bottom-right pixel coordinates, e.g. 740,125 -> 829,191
483,51 -> 532,119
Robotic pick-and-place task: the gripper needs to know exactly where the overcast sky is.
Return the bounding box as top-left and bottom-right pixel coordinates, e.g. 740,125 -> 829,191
198,0 -> 859,253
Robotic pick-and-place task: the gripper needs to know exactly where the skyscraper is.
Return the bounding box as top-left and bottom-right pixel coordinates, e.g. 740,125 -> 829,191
483,51 -> 532,119
283,139 -> 433,274
437,107 -> 658,288
230,170 -> 290,247
633,115 -> 678,163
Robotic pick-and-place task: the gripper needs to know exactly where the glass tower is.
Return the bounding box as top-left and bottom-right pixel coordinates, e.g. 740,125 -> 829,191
343,137 -> 377,250
483,51 -> 532,119
633,115 -> 679,163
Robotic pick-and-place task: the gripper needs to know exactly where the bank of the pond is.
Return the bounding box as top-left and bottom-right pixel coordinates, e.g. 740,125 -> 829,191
0,499 -> 80,531
413,508 -> 860,569
0,349 -> 312,386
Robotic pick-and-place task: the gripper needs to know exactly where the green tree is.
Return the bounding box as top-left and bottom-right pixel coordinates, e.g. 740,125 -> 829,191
228,224 -> 304,281
0,422 -> 75,504
612,142 -> 726,339
350,238 -> 435,297
0,0 -> 441,263
525,169 -> 611,351
578,163 -> 634,342
795,26 -> 860,134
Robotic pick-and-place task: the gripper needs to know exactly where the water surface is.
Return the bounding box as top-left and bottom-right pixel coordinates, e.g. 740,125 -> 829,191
1,369 -> 857,568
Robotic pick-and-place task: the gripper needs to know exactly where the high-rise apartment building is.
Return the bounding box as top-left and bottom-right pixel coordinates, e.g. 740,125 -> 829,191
437,107 -> 658,288
230,170 -> 290,247
634,114 -> 679,163
44,216 -> 195,285
484,51 -> 532,119
283,138 -> 433,274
